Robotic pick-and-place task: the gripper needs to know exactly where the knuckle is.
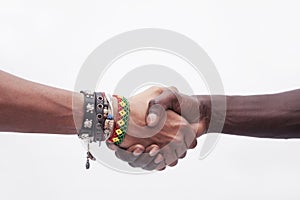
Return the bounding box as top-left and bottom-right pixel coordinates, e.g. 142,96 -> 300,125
174,135 -> 183,144
179,121 -> 190,129
169,86 -> 178,92
179,123 -> 195,136
149,86 -> 164,94
149,99 -> 158,106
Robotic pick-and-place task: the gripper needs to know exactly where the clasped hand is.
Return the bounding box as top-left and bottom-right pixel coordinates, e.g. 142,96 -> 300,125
107,86 -> 209,171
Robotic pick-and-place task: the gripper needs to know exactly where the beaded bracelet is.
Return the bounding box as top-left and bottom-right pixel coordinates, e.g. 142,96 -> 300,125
108,95 -> 130,145
79,91 -> 115,169
78,92 -> 130,168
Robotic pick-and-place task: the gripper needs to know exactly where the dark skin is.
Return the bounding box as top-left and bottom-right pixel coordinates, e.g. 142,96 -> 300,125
0,71 -> 197,171
2,70 -> 299,171
0,70 -> 83,134
111,87 -> 300,170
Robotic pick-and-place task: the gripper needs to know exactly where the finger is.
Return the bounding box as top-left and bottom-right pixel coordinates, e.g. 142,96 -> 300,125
115,144 -> 145,163
128,145 -> 145,157
162,147 -> 178,166
165,126 -> 189,166
175,144 -> 187,159
182,123 -> 197,149
179,151 -> 187,159
142,153 -> 164,171
169,159 -> 178,167
129,144 -> 160,168
157,166 -> 166,171
167,141 -> 182,167
189,139 -> 197,149
146,104 -> 167,135
147,89 -> 179,127
156,159 -> 167,171
146,104 -> 167,128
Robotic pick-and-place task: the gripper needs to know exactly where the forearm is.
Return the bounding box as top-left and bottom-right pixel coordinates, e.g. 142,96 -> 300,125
0,70 -> 83,134
200,89 -> 300,139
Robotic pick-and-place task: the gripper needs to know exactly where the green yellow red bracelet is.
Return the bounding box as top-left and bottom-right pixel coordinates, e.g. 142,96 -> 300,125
108,95 -> 130,145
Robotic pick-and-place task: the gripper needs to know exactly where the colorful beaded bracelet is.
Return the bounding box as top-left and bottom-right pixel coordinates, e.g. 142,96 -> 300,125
108,95 -> 130,145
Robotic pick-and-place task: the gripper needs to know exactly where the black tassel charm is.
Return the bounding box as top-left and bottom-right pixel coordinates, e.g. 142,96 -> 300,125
85,143 -> 96,170
85,151 -> 96,169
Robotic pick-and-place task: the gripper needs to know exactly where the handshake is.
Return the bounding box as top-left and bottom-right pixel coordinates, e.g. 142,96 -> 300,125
104,86 -> 211,171
1,70 -> 298,172
79,86 -> 300,171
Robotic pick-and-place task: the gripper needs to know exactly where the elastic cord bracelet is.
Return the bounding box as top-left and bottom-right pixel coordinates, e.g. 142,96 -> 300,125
108,95 -> 130,145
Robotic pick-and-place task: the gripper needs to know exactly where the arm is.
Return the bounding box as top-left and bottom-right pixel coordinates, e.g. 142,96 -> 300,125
0,70 -> 83,134
0,71 -> 195,170
112,88 -> 300,171
148,88 -> 300,139
207,90 -> 300,138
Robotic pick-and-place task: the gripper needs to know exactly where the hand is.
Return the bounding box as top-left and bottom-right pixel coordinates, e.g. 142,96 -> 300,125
108,86 -> 198,170
107,142 -> 168,171
147,87 -> 210,137
109,87 -> 209,170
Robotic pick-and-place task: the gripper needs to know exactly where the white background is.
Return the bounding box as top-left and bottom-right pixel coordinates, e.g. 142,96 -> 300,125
1,0 -> 300,199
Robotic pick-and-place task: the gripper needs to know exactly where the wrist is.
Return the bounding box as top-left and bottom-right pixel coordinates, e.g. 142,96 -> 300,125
194,95 -> 211,136
197,94 -> 227,134
72,92 -> 85,133
112,96 -> 118,120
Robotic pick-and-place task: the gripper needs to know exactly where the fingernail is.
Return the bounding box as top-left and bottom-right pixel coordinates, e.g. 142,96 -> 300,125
149,147 -> 159,157
133,148 -> 143,156
154,155 -> 163,164
147,113 -> 157,125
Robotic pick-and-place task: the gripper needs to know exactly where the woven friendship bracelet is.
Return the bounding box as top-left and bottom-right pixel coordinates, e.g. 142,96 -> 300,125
109,95 -> 130,145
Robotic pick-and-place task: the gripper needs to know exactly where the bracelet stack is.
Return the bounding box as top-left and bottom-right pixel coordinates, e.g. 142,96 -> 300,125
78,91 -> 130,169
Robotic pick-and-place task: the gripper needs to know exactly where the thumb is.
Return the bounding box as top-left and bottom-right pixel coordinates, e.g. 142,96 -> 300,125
146,103 -> 166,127
146,88 -> 181,127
